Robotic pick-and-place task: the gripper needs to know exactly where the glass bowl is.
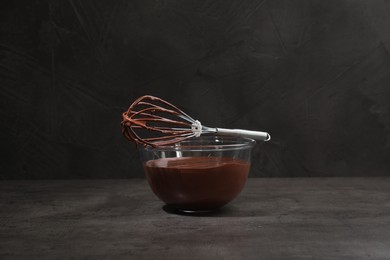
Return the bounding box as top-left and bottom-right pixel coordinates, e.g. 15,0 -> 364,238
138,136 -> 256,213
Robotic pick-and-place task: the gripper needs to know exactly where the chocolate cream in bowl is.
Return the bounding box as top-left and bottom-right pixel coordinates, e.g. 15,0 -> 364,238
144,156 -> 250,211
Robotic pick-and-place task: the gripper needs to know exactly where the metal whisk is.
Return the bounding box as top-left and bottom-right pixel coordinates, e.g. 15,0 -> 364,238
121,95 -> 270,146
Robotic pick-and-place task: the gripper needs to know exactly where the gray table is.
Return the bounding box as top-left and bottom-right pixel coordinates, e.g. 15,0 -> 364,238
1,178 -> 389,259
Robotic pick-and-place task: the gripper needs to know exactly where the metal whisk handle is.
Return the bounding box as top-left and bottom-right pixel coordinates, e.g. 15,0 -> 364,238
213,128 -> 271,141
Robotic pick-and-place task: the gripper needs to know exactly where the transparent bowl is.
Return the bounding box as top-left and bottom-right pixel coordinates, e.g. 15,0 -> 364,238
138,136 -> 256,213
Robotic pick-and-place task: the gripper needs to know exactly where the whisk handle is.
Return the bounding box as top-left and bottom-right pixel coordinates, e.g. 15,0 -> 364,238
215,128 -> 271,141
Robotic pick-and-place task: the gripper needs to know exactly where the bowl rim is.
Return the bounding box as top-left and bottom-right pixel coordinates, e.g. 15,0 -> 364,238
139,135 -> 256,152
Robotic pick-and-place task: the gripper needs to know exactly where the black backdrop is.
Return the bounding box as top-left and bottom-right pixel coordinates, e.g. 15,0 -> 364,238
1,0 -> 390,179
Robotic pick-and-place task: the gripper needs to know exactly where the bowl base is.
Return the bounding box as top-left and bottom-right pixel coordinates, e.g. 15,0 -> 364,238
162,205 -> 223,216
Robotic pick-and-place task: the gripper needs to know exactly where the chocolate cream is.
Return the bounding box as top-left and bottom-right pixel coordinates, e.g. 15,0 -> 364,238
144,156 -> 250,211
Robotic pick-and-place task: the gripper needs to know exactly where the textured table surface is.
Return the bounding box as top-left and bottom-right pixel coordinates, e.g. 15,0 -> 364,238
1,178 -> 389,259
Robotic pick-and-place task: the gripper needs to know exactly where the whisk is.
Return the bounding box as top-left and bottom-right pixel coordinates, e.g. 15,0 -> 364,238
121,95 -> 270,146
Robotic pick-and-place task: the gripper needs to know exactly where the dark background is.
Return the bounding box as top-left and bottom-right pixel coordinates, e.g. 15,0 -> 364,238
1,0 -> 390,179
